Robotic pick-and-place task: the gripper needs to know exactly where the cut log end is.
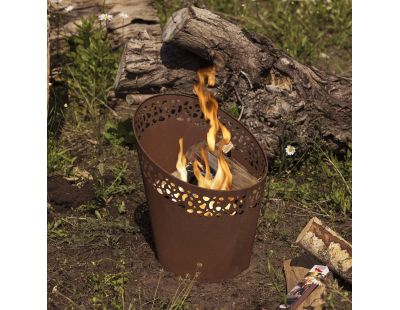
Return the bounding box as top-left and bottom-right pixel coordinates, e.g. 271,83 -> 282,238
296,217 -> 352,284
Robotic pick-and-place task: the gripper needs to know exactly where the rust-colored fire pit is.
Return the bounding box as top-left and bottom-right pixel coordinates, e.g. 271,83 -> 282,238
133,93 -> 267,282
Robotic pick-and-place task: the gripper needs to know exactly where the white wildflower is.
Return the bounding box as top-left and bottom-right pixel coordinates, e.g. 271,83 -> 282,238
285,145 -> 296,156
98,13 -> 113,21
64,5 -> 74,13
64,103 -> 68,108
118,12 -> 129,19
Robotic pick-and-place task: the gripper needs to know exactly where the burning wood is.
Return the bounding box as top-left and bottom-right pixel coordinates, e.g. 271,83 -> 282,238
172,141 -> 258,190
175,66 -> 235,190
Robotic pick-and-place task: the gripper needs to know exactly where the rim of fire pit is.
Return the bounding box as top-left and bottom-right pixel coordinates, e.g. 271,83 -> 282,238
133,93 -> 268,196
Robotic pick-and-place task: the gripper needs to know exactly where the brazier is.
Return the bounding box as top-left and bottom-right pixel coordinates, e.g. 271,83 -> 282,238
133,94 -> 268,282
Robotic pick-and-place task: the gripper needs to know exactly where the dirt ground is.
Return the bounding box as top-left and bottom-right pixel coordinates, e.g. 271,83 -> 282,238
47,136 -> 352,309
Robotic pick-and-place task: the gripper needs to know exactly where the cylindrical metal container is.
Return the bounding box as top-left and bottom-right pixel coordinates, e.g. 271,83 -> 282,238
133,94 -> 268,282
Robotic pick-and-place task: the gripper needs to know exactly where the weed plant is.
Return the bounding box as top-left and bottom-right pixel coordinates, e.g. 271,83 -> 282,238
64,16 -> 120,119
95,162 -> 137,207
47,135 -> 76,176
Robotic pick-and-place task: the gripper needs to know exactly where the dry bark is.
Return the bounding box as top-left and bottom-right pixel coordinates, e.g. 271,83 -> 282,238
114,35 -> 207,96
115,6 -> 352,158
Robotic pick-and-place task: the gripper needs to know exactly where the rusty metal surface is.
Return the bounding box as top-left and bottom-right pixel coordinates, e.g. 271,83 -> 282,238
133,94 -> 268,282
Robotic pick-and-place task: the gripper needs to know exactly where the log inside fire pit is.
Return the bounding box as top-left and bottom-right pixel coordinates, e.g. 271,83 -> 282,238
115,6 -> 351,159
171,141 -> 259,190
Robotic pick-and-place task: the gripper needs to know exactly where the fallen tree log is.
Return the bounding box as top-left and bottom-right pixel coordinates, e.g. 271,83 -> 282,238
115,6 -> 351,159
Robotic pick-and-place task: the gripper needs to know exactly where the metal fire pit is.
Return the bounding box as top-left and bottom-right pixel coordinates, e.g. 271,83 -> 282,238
133,94 -> 268,282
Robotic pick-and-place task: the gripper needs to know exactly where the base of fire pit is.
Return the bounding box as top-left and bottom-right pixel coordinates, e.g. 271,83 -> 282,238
133,94 -> 267,282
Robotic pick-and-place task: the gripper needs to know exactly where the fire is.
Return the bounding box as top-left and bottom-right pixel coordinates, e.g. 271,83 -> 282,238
193,145 -> 212,188
193,68 -> 230,152
176,66 -> 233,190
193,144 -> 232,190
176,137 -> 188,182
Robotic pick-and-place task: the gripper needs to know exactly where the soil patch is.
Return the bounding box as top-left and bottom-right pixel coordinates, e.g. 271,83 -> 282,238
48,176 -> 95,210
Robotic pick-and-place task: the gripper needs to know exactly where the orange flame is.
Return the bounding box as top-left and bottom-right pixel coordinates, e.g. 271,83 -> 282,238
212,145 -> 233,190
193,145 -> 232,190
176,137 -> 188,182
194,68 -> 231,152
193,66 -> 233,190
193,145 -> 213,188
176,66 -> 232,190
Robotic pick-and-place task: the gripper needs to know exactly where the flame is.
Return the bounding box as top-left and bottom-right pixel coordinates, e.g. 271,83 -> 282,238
194,67 -> 231,152
193,145 -> 213,188
193,145 -> 232,190
175,66 -> 233,190
212,145 -> 233,190
176,138 -> 188,182
194,66 -> 233,190
197,66 -> 216,87
200,145 -> 212,181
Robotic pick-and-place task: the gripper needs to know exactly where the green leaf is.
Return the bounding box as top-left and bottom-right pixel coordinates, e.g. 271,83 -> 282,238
117,201 -> 126,214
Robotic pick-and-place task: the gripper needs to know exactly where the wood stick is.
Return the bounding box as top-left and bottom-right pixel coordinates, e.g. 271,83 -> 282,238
296,217 -> 352,283
172,141 -> 258,190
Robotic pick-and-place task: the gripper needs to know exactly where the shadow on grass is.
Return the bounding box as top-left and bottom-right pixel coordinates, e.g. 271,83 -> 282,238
133,201 -> 157,256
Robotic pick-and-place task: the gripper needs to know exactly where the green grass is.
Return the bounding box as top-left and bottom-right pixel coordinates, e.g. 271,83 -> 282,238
324,278 -> 352,309
47,134 -> 76,176
267,144 -> 352,219
155,0 -> 351,73
89,269 -> 196,310
103,119 -> 137,148
95,162 -> 137,207
257,105 -> 351,222
265,250 -> 286,298
89,271 -> 129,309
140,271 -> 197,310
226,102 -> 240,119
47,219 -> 68,239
